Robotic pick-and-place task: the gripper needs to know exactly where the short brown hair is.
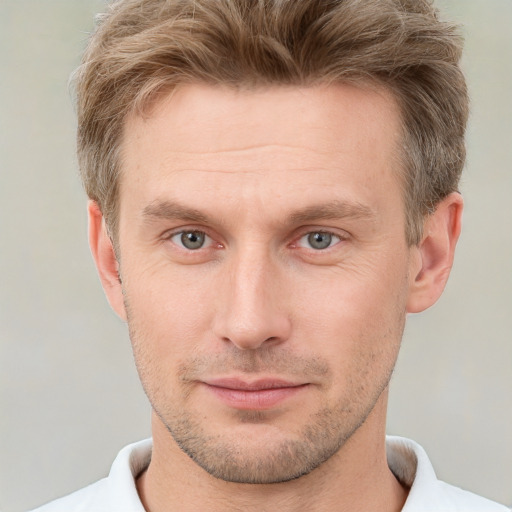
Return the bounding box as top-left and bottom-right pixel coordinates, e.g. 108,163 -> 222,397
75,0 -> 468,245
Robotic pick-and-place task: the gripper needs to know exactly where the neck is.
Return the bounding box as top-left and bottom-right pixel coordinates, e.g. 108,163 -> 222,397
137,391 -> 407,512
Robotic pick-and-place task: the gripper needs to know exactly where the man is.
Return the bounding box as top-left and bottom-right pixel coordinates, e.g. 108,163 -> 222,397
31,0 -> 509,511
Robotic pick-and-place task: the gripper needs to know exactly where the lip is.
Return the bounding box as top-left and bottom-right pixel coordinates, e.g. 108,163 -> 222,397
202,378 -> 309,410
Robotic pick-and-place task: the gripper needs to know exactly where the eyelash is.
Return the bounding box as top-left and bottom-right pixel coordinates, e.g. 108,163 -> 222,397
294,231 -> 343,251
165,228 -> 347,253
167,230 -> 217,251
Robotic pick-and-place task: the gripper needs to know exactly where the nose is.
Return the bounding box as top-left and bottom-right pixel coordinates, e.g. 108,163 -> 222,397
212,246 -> 292,350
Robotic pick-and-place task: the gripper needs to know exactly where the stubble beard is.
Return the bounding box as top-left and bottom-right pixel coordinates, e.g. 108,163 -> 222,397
155,396 -> 380,484
129,335 -> 397,485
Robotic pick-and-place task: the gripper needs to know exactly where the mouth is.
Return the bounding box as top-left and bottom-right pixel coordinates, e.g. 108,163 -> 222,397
201,378 -> 309,410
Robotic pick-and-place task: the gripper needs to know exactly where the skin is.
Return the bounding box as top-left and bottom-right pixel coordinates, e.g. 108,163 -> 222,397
89,83 -> 463,512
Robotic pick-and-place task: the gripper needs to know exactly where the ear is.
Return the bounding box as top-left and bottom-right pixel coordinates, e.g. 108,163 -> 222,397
406,192 -> 463,313
88,200 -> 127,321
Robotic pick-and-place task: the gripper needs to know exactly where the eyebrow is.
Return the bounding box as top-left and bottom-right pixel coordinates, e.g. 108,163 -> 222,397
141,199 -> 376,226
287,200 -> 376,225
142,201 -> 210,224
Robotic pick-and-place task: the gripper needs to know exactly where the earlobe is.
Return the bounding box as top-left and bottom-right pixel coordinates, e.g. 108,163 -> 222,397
87,201 -> 127,321
406,193 -> 463,313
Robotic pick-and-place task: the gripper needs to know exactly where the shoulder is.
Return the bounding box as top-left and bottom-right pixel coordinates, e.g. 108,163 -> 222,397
386,436 -> 510,512
28,439 -> 152,512
436,480 -> 511,512
28,479 -> 110,512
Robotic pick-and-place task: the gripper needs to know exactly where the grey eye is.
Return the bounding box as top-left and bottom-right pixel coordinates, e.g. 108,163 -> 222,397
174,231 -> 206,250
307,232 -> 332,250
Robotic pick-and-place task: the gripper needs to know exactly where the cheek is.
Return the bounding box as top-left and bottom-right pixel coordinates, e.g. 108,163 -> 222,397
291,261 -> 408,364
121,260 -> 219,360
300,280 -> 406,410
295,260 -> 407,327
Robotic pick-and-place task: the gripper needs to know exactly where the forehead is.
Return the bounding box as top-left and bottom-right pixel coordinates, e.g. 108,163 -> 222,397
125,82 -> 401,156
119,83 -> 404,224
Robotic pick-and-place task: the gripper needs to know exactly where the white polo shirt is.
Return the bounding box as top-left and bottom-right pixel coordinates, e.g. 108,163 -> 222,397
31,436 -> 510,512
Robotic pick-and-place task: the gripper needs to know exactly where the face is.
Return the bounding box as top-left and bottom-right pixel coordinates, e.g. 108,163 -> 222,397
114,83 -> 417,483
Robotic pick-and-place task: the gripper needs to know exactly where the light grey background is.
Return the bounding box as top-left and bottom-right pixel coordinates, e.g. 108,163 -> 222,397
0,1 -> 510,511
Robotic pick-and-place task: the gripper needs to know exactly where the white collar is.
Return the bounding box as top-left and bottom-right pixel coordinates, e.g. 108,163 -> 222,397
91,436 -> 508,512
